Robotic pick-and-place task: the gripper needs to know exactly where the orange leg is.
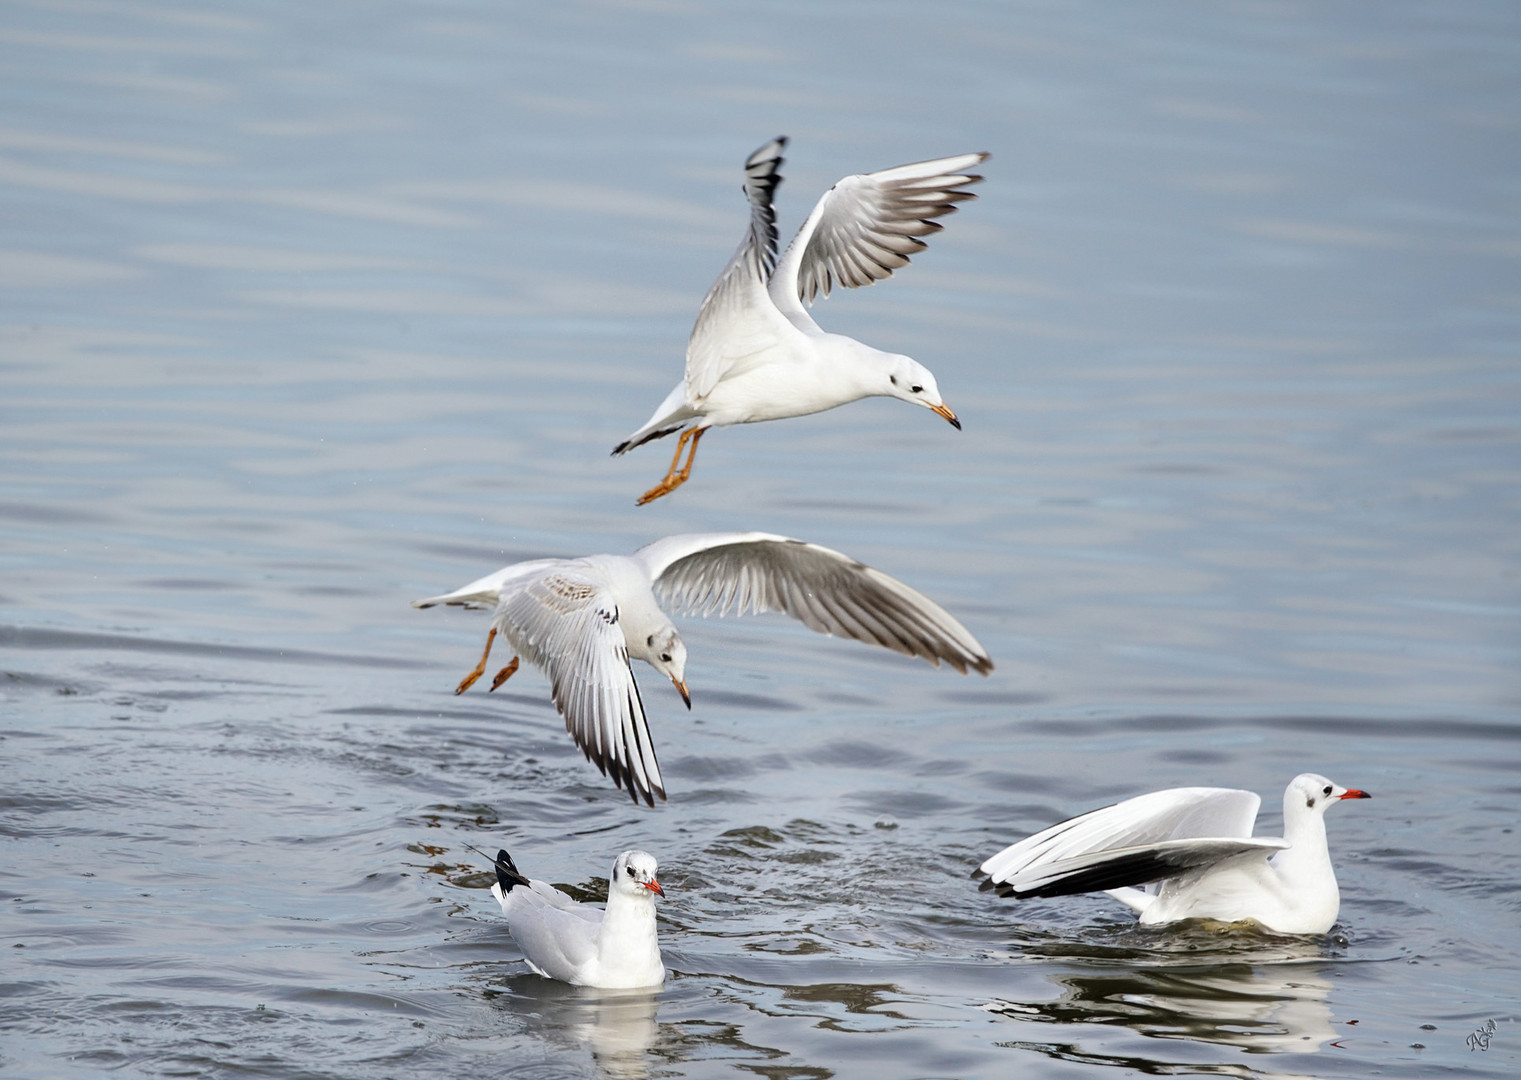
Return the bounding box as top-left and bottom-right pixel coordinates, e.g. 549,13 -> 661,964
636,426 -> 706,505
489,656 -> 520,691
454,627 -> 496,695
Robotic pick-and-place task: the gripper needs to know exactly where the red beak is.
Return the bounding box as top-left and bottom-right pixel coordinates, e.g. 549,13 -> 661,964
1339,789 -> 1371,800
644,879 -> 665,897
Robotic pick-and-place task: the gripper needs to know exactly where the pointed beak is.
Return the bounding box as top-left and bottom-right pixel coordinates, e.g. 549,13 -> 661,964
672,678 -> 691,709
1339,789 -> 1371,800
645,878 -> 665,897
930,401 -> 961,430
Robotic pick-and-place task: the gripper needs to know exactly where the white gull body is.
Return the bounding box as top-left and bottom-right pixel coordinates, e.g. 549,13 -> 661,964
414,531 -> 992,806
488,848 -> 665,989
979,773 -> 1371,935
613,137 -> 987,503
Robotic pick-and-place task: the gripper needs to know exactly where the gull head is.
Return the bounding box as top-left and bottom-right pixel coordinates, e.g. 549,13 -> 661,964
1289,773 -> 1371,817
613,850 -> 664,899
883,355 -> 959,429
642,626 -> 690,708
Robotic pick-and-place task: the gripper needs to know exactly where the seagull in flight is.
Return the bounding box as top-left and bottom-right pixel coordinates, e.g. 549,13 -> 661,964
481,846 -> 665,989
614,137 -> 988,504
414,531 -> 992,805
978,773 -> 1371,935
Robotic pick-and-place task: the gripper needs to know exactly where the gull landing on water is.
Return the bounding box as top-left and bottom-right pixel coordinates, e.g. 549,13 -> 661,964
413,532 -> 992,806
483,847 -> 666,989
978,774 -> 1371,935
614,137 -> 988,504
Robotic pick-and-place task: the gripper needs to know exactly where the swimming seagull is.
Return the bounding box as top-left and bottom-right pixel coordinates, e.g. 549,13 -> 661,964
977,773 -> 1371,935
413,531 -> 992,806
614,137 -> 988,504
483,846 -> 666,989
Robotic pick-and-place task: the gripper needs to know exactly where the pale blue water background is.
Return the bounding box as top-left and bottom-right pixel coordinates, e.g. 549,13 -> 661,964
2,1 -> 1519,1077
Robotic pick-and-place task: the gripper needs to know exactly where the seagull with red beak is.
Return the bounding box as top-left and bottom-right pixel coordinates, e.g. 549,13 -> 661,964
486,847 -> 666,989
979,773 -> 1371,935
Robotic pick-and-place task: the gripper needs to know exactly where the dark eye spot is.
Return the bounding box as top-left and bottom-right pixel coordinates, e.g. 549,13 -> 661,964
1323,785 -> 1333,796
660,653 -> 672,662
646,634 -> 654,646
910,384 -> 923,394
1306,797 -> 1316,808
889,375 -> 898,386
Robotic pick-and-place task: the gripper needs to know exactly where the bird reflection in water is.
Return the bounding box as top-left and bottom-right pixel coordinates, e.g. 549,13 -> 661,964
566,990 -> 662,1080
984,956 -> 1337,1063
486,980 -> 661,1080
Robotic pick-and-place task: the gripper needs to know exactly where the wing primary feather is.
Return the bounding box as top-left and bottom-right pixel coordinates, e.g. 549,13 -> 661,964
816,588 -> 913,657
652,537 -> 989,673
847,583 -> 954,667
741,136 -> 787,277
1003,848 -> 1192,899
627,683 -> 662,806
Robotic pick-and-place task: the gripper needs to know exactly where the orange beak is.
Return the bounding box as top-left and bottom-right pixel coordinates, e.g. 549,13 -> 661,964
1339,789 -> 1371,800
931,402 -> 961,430
672,678 -> 691,709
645,878 -> 665,897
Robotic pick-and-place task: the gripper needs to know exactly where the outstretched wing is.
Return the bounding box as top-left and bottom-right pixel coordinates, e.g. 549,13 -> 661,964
411,558 -> 561,610
979,787 -> 1264,892
984,836 -> 1290,899
686,137 -> 791,401
770,152 -> 987,314
496,570 -> 665,806
634,532 -> 992,675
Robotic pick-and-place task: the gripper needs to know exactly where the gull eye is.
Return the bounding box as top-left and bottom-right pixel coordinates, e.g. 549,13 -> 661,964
660,653 -> 672,662
1323,785 -> 1333,796
910,384 -> 924,394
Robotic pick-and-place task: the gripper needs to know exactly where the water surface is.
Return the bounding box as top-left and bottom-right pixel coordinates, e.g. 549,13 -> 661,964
3,1 -> 1519,1077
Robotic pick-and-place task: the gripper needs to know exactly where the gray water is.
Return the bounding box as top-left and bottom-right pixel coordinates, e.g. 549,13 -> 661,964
3,1 -> 1519,1077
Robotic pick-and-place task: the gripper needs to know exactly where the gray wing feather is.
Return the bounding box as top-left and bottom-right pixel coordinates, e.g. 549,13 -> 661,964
502,887 -> 602,981
686,138 -> 789,401
411,559 -> 560,610
771,152 -> 988,311
988,837 -> 1290,899
639,533 -> 992,675
495,571 -> 665,806
980,787 -> 1263,885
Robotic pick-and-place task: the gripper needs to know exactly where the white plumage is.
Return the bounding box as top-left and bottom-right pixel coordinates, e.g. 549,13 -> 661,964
414,531 -> 992,806
614,137 -> 988,504
487,848 -> 665,990
979,773 -> 1371,935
